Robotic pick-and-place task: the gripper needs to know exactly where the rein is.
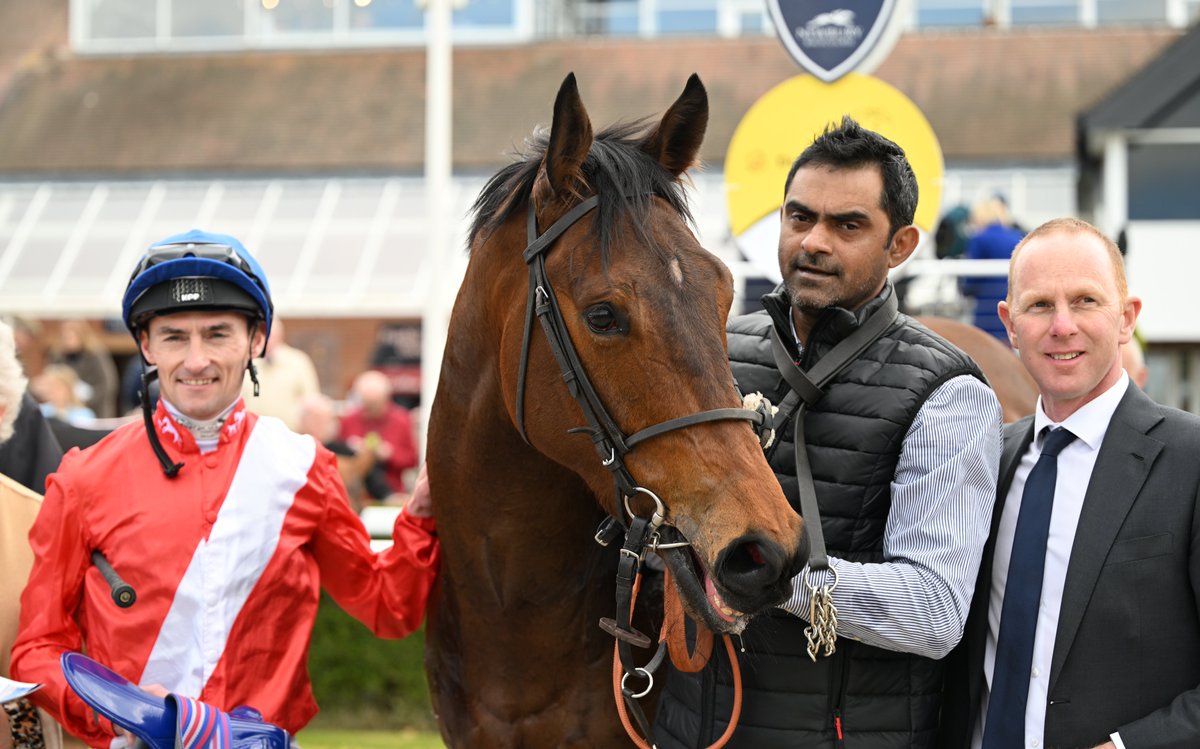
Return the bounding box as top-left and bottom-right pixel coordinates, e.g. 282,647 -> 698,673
768,289 -> 898,660
516,193 -> 772,747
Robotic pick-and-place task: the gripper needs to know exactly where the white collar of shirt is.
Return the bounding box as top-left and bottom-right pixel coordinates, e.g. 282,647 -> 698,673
1032,370 -> 1129,451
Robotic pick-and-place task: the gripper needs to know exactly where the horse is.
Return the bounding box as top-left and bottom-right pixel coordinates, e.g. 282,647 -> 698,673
424,74 -> 808,747
916,315 -> 1037,423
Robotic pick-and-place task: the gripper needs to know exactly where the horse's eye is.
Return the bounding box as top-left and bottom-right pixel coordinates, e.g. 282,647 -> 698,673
584,304 -> 624,334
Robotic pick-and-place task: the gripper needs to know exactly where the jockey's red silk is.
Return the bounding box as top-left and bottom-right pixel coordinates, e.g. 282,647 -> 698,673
11,400 -> 439,747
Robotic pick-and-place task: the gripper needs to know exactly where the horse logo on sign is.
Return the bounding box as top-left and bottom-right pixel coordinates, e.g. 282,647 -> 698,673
767,0 -> 899,83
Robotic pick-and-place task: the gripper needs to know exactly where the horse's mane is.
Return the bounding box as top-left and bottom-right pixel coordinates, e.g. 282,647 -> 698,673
468,119 -> 695,264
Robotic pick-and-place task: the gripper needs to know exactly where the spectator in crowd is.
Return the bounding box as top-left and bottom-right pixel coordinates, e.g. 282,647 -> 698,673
30,365 -> 96,425
240,319 -> 320,432
297,392 -> 377,513
0,319 -> 63,749
0,387 -> 63,495
0,318 -> 64,494
118,355 -> 160,416
960,195 -> 1025,345
1122,339 -> 1148,389
338,370 -> 418,498
46,320 -> 119,419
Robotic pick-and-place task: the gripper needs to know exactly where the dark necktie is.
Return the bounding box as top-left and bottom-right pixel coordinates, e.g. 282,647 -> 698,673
983,426 -> 1077,748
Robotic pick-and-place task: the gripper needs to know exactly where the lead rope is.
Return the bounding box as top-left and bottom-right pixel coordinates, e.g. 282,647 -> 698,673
769,288 -> 899,660
612,568 -> 743,749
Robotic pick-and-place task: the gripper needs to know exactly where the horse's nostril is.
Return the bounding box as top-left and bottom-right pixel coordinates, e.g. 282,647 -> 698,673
716,535 -> 789,610
746,541 -> 765,567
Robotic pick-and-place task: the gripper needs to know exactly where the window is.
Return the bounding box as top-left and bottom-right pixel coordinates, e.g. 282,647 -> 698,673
266,0 -> 335,33
85,0 -> 157,40
914,0 -> 986,28
1010,0 -> 1080,25
1097,0 -> 1168,24
1128,144 -> 1200,220
171,0 -> 243,37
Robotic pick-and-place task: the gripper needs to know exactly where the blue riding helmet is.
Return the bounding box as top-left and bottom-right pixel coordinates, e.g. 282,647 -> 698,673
122,229 -> 274,340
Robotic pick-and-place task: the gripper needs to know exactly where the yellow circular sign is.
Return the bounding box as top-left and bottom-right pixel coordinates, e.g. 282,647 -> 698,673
725,73 -> 943,277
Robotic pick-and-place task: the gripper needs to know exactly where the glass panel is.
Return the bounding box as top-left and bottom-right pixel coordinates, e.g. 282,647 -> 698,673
210,184 -> 269,221
329,182 -> 387,222
96,185 -> 153,224
349,0 -> 423,30
254,230 -> 307,281
37,186 -> 97,224
1011,0 -> 1079,25
1097,0 -> 1167,23
372,229 -> 424,278
658,9 -> 718,34
264,0 -> 335,32
87,0 -> 157,40
915,0 -> 985,27
578,0 -> 640,34
272,183 -> 325,221
151,184 -> 217,223
8,237 -> 67,281
65,229 -> 128,281
304,231 -> 368,293
1128,143 -> 1200,220
454,0 -> 516,28
171,0 -> 244,37
739,10 -> 765,33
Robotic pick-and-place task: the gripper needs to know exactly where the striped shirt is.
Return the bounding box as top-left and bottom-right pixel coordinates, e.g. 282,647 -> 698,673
779,373 -> 1002,659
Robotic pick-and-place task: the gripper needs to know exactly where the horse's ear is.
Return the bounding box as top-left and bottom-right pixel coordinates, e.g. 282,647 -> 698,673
542,72 -> 594,198
641,74 -> 708,177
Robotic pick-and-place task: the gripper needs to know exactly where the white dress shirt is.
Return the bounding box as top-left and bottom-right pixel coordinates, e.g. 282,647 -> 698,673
974,372 -> 1130,749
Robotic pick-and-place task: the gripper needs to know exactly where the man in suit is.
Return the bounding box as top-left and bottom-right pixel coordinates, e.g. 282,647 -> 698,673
939,217 -> 1200,749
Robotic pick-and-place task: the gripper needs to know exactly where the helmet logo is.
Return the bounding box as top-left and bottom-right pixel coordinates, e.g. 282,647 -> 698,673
172,278 -> 212,304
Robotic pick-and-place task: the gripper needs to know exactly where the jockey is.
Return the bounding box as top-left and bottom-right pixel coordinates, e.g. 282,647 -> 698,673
11,229 -> 439,748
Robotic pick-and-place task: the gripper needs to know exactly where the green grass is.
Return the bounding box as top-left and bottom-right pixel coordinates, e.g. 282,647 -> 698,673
295,728 -> 445,749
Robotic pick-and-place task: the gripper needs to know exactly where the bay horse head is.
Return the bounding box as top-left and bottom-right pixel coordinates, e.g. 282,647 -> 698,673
425,73 -> 806,747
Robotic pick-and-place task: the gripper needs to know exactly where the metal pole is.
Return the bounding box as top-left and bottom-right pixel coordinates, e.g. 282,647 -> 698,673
419,0 -> 453,460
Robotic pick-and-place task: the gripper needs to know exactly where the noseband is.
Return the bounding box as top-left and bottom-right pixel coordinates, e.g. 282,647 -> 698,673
515,192 -> 771,746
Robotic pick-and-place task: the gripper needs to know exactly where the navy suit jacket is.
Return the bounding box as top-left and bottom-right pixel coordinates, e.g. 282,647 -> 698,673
939,382 -> 1200,749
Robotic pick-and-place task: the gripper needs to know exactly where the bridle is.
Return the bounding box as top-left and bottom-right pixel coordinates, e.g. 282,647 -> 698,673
515,191 -> 773,747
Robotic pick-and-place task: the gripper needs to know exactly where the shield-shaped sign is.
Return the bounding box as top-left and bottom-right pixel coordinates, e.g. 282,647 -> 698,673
767,0 -> 899,83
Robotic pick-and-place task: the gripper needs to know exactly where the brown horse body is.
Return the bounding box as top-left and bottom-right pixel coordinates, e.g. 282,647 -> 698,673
425,75 -> 806,747
916,315 -> 1037,422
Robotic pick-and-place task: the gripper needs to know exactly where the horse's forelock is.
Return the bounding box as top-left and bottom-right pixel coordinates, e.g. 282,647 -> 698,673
468,119 -> 695,267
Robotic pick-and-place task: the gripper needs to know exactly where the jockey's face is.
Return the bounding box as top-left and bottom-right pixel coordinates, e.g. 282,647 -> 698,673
139,310 -> 265,421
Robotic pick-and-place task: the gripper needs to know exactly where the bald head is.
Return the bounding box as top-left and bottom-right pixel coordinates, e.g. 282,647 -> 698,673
352,370 -> 393,418
1008,217 -> 1128,304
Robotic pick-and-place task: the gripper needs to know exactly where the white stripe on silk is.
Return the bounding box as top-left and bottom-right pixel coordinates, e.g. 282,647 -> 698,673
140,417 -> 316,696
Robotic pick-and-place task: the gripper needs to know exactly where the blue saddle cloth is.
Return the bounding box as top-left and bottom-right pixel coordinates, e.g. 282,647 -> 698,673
60,653 -> 290,749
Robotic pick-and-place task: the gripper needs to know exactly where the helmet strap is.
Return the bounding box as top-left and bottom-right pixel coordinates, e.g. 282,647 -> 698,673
248,359 -> 261,397
139,363 -> 184,478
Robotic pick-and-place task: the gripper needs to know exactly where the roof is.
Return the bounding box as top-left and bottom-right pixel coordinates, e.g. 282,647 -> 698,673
0,22 -> 1180,176
1080,21 -> 1200,132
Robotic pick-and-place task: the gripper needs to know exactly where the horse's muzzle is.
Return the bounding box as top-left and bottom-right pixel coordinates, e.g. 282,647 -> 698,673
714,531 -> 809,614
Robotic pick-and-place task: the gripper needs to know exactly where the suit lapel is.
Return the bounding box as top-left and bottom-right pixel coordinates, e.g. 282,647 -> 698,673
964,418 -> 1035,725
998,419 -> 1034,506
1049,384 -> 1164,690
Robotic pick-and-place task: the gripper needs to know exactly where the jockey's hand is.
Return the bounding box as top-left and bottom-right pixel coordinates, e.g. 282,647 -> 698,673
405,464 -> 433,518
141,684 -> 170,698
109,684 -> 170,741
